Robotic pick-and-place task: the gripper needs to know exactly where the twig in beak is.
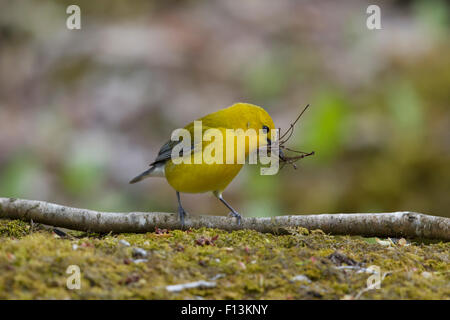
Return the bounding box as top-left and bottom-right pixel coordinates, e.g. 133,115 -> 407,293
275,104 -> 314,170
279,104 -> 310,145
279,150 -> 315,169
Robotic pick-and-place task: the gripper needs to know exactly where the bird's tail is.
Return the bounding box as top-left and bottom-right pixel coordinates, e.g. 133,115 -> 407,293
129,167 -> 155,184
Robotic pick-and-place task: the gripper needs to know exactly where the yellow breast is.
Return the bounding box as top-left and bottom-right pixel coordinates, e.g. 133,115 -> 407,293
164,127 -> 260,193
165,161 -> 243,193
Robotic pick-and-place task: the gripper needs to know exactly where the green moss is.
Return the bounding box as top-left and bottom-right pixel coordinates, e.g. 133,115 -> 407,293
0,220 -> 448,299
0,219 -> 30,238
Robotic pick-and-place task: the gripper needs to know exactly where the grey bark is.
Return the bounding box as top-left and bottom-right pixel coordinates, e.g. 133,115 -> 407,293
0,197 -> 448,240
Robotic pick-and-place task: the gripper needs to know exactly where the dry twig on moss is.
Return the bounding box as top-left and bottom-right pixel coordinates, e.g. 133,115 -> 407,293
0,197 -> 448,240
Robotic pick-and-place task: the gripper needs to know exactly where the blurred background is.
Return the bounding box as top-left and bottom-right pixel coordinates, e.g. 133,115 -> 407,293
0,0 -> 449,218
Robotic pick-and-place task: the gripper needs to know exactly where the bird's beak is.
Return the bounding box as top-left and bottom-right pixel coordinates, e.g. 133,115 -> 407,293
266,137 -> 285,159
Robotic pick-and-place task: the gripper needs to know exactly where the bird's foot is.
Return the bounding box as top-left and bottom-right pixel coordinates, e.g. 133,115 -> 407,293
228,211 -> 242,225
178,206 -> 187,228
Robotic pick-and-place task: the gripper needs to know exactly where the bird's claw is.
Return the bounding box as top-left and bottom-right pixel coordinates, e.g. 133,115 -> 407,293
178,207 -> 187,228
228,211 -> 242,225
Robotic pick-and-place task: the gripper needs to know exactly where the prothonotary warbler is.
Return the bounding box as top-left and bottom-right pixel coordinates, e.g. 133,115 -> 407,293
130,102 -> 277,226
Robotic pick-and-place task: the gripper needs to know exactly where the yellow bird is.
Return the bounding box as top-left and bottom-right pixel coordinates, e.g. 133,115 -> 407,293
130,102 -> 276,226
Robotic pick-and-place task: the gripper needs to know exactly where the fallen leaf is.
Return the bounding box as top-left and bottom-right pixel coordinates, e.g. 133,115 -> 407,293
6,253 -> 15,262
122,274 -> 140,285
291,275 -> 311,283
166,280 -> 216,293
328,251 -> 358,266
155,227 -> 168,235
375,238 -> 393,246
118,239 -> 130,247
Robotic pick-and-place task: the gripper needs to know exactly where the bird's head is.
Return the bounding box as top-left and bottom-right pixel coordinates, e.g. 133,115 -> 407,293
232,103 -> 276,148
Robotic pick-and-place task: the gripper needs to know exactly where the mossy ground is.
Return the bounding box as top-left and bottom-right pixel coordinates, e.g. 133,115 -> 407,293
0,219 -> 448,299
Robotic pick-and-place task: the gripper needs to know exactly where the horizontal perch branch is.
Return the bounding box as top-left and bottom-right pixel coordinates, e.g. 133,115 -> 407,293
0,197 -> 448,240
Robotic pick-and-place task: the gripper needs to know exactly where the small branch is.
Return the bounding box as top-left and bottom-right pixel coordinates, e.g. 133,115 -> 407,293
0,197 -> 448,240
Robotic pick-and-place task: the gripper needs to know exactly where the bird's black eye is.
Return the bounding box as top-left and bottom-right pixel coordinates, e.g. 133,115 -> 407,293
262,125 -> 269,133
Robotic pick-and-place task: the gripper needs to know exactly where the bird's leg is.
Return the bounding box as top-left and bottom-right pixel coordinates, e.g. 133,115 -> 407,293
176,191 -> 187,228
214,191 -> 242,225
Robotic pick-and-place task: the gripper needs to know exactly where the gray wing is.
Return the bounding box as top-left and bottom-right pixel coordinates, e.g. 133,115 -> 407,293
150,124 -> 213,166
150,140 -> 195,166
150,140 -> 178,165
